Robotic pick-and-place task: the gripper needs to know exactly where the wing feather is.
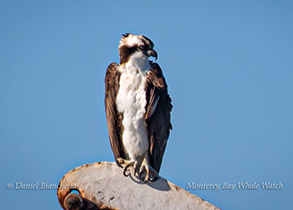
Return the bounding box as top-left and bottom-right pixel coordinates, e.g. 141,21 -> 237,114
105,63 -> 126,164
145,62 -> 172,173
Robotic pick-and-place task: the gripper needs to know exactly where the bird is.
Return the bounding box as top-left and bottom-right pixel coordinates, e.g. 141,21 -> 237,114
104,33 -> 172,182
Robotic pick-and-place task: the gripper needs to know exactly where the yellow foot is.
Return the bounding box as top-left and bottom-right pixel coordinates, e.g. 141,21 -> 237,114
117,157 -> 158,182
139,160 -> 158,182
117,158 -> 135,177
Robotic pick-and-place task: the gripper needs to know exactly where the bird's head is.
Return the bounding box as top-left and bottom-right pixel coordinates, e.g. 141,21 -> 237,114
118,33 -> 157,64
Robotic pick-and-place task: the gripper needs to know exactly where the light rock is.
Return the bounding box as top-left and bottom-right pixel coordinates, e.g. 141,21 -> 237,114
57,162 -> 220,210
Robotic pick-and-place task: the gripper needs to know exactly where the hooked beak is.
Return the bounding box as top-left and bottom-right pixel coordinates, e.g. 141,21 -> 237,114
147,49 -> 158,60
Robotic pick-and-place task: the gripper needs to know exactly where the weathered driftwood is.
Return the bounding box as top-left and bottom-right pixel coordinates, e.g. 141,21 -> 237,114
57,162 -> 220,210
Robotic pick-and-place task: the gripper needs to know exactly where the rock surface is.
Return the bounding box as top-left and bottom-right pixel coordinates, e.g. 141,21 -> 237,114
57,162 -> 220,210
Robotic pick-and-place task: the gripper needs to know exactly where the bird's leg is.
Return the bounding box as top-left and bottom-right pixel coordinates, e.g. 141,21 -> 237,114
117,158 -> 135,177
133,157 -> 143,177
139,155 -> 158,182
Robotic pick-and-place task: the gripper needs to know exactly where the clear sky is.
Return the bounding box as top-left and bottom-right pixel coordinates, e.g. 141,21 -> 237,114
1,0 -> 292,209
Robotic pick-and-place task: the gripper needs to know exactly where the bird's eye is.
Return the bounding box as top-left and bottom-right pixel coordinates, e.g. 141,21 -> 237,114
138,45 -> 147,51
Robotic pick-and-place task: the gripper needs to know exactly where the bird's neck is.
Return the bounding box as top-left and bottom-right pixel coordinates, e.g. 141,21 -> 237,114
121,52 -> 150,74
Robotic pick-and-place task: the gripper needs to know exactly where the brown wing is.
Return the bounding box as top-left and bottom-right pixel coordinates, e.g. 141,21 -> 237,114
145,62 -> 172,173
105,62 -> 126,165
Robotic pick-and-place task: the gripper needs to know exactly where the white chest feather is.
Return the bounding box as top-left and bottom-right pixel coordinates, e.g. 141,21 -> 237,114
116,52 -> 150,159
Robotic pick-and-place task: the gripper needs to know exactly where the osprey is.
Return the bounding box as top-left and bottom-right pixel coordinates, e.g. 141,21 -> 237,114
105,33 -> 172,182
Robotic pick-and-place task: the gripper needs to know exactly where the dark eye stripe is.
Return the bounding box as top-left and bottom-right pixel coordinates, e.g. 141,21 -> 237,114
119,45 -> 137,64
138,45 -> 147,51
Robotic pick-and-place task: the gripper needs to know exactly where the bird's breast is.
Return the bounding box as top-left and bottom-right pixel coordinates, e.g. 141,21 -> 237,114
116,66 -> 149,158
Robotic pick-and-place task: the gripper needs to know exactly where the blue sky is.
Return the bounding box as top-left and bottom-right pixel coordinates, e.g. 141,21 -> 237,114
0,0 -> 292,209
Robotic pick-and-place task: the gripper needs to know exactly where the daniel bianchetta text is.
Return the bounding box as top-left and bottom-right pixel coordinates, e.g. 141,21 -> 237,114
6,182 -> 76,190
186,181 -> 283,191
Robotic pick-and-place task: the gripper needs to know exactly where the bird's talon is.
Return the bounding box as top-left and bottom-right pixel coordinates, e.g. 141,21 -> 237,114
123,168 -> 130,177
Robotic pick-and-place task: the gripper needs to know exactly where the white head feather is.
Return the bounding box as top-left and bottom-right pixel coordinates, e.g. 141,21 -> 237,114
119,34 -> 145,48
